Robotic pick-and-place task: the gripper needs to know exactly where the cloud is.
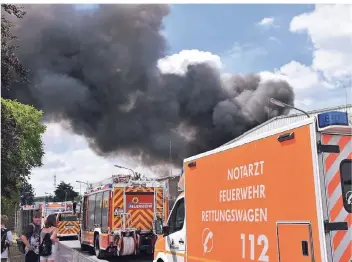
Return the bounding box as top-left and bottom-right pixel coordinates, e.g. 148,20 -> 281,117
290,4 -> 352,80
221,42 -> 268,72
226,43 -> 267,60
31,123 -> 181,196
268,36 -> 281,44
260,61 -> 332,90
260,4 -> 351,110
157,49 -> 222,75
257,17 -> 276,28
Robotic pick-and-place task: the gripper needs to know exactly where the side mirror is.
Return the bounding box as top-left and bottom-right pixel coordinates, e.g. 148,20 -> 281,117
154,219 -> 163,235
162,225 -> 170,236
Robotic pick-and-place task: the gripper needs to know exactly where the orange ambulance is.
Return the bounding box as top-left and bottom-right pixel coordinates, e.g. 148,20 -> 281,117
154,107 -> 352,262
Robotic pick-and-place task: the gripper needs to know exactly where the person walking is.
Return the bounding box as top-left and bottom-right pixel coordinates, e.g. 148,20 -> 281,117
39,214 -> 58,262
21,210 -> 42,262
1,215 -> 13,262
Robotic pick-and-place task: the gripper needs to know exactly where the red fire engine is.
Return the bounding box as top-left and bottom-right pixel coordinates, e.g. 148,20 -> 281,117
80,175 -> 169,259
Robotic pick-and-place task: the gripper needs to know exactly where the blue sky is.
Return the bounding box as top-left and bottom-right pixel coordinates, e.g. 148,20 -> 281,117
31,4 -> 352,196
163,4 -> 314,73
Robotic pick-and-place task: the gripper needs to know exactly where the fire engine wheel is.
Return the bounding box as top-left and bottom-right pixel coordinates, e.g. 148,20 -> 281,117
94,234 -> 105,259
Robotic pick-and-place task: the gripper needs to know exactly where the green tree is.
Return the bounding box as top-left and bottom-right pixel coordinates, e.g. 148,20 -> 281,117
1,4 -> 29,89
1,98 -> 46,199
46,194 -> 55,202
54,182 -> 79,202
20,179 -> 35,205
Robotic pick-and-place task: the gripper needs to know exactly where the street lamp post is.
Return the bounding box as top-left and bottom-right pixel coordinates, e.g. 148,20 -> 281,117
269,98 -> 310,118
114,165 -> 136,176
76,180 -> 90,197
64,191 -> 68,211
44,192 -> 50,203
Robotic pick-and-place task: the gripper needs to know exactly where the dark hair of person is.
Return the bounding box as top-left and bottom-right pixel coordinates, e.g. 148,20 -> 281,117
44,214 -> 56,228
33,210 -> 41,218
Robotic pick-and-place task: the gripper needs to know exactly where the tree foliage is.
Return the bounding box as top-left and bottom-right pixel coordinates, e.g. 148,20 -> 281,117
54,182 -> 79,202
1,98 -> 46,198
1,4 -> 29,89
1,189 -> 20,217
130,172 -> 152,181
20,179 -> 35,205
46,194 -> 56,202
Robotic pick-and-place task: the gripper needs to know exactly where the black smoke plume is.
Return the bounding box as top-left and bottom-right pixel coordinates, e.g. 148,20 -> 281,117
3,4 -> 294,166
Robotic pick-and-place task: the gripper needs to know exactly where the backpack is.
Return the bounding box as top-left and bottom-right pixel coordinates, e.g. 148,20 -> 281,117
1,228 -> 9,253
16,223 -> 35,254
39,232 -> 52,257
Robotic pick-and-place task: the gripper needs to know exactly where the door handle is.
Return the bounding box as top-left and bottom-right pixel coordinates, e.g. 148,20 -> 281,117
169,243 -> 177,248
169,239 -> 179,249
301,241 -> 309,256
324,221 -> 348,232
179,239 -> 184,244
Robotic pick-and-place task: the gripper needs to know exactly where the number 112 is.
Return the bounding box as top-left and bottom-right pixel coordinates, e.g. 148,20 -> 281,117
240,233 -> 269,261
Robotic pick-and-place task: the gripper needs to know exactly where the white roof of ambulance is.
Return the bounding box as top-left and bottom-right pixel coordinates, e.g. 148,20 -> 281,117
223,104 -> 352,146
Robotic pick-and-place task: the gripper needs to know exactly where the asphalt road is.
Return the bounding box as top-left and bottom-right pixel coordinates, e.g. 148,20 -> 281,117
60,240 -> 154,262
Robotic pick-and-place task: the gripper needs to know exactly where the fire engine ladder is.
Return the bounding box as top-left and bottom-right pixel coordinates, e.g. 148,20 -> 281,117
153,187 -> 164,225
121,212 -> 132,231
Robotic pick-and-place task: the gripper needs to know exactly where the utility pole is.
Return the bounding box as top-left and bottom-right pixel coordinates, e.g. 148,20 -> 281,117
169,140 -> 173,177
53,173 -> 57,190
64,191 -> 68,211
76,180 -> 90,197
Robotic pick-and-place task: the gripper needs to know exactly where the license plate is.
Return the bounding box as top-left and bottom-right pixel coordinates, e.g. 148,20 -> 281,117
64,225 -> 74,229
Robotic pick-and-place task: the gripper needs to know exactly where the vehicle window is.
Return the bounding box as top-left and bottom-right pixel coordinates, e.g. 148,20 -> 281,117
340,159 -> 352,213
59,215 -> 77,221
87,194 -> 96,229
168,198 -> 185,234
95,192 -> 103,227
101,191 -> 110,231
174,200 -> 185,231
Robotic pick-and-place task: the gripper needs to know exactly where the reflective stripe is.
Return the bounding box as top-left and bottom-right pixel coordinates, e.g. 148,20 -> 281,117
112,188 -> 124,228
326,139 -> 351,184
323,134 -> 352,262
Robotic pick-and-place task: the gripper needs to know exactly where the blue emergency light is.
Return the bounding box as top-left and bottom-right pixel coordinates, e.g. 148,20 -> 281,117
317,111 -> 349,128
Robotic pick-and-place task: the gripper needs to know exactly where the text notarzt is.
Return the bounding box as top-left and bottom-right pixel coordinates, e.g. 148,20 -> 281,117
227,161 -> 265,180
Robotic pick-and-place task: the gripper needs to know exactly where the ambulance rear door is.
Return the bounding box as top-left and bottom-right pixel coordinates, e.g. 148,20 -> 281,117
320,133 -> 351,262
317,111 -> 352,262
